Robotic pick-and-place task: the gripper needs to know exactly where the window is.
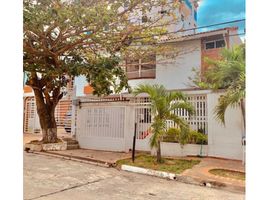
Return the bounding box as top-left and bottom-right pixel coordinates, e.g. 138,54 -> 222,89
126,55 -> 156,79
205,39 -> 225,50
216,40 -> 225,48
205,42 -> 215,50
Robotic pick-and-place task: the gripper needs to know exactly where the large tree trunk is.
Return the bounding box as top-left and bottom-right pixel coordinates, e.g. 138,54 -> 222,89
33,88 -> 58,143
156,140 -> 162,163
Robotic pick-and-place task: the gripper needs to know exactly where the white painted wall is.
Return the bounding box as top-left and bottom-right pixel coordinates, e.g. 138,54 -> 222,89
151,142 -> 208,157
74,75 -> 88,97
128,39 -> 201,90
207,92 -> 244,160
74,90 -> 244,160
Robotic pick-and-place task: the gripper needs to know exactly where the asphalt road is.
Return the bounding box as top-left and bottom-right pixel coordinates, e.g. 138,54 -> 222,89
24,152 -> 245,200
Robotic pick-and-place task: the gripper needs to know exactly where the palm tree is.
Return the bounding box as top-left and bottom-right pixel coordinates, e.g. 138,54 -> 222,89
133,84 -> 194,163
200,45 -> 245,127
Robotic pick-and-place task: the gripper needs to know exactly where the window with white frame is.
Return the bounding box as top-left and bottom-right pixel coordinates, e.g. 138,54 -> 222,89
126,54 -> 156,79
205,39 -> 226,50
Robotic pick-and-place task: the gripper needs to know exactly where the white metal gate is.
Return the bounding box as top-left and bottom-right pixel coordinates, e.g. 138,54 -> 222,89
23,97 -> 72,134
133,98 -> 152,151
23,97 -> 41,133
76,104 -> 126,151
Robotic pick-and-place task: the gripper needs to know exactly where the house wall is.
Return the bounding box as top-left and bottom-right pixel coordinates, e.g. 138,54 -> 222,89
207,92 -> 244,160
127,39 -> 201,90
201,41 -> 223,73
228,28 -> 243,47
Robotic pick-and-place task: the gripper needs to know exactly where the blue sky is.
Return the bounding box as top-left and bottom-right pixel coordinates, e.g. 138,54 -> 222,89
197,0 -> 245,38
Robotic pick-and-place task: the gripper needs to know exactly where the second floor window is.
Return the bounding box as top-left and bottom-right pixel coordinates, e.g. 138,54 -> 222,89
205,39 -> 226,50
126,54 -> 156,80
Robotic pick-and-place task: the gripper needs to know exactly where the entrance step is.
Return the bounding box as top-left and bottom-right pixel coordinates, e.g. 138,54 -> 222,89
67,144 -> 80,150
61,138 -> 80,150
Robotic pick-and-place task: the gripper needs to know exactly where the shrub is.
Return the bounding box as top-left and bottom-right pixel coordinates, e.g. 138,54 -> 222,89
162,128 -> 208,145
162,128 -> 180,143
188,130 -> 208,145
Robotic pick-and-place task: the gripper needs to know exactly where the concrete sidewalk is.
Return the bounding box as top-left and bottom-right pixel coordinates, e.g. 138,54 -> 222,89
180,157 -> 245,192
24,133 -> 245,192
46,149 -> 133,166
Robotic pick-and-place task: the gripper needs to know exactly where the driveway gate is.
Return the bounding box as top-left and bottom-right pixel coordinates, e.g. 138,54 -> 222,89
76,103 -> 127,151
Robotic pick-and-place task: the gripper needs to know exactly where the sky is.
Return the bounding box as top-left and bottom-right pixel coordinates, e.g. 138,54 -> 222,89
197,0 -> 245,40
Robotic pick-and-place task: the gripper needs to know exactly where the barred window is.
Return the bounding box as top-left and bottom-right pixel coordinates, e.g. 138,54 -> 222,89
126,54 -> 156,79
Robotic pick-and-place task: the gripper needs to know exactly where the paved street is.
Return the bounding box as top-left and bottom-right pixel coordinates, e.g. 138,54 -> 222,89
24,152 -> 245,200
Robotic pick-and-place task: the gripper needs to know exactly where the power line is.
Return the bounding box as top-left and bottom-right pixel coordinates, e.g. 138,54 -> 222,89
130,19 -> 246,41
128,32 -> 245,47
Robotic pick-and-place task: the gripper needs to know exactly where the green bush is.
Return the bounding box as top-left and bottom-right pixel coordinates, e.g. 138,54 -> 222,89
162,128 -> 208,145
162,128 -> 180,143
188,130 -> 208,145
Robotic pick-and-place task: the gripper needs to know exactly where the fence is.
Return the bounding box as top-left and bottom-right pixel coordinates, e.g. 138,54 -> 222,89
73,91 -> 210,152
73,90 -> 244,160
23,97 -> 72,134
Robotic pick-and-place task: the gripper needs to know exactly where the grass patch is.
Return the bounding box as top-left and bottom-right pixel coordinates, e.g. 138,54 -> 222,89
116,154 -> 200,174
209,169 -> 245,181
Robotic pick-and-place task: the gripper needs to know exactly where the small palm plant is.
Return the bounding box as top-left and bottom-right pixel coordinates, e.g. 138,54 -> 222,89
199,45 -> 245,126
133,84 -> 194,163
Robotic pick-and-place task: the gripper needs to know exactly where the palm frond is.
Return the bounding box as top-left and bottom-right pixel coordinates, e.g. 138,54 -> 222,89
150,119 -> 166,148
168,113 -> 190,130
166,91 -> 186,102
214,90 -> 244,125
169,101 -> 195,116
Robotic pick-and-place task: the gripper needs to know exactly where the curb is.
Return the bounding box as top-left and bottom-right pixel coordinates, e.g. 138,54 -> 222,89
27,151 -> 111,168
121,165 -> 177,180
120,164 -> 245,193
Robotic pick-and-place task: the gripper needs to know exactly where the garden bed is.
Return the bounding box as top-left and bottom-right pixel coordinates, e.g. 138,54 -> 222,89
24,139 -> 67,151
209,168 -> 245,181
116,154 -> 200,174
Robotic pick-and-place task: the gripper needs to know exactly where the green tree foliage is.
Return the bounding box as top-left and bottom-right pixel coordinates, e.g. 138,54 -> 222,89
133,84 -> 194,163
194,45 -> 245,125
23,0 -> 182,142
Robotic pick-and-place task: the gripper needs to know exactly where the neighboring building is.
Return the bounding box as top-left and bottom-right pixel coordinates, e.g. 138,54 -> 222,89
81,27 -> 242,96
23,77 -> 74,134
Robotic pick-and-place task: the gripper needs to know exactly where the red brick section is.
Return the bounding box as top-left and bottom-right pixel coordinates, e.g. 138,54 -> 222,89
200,27 -> 238,74
201,42 -> 222,73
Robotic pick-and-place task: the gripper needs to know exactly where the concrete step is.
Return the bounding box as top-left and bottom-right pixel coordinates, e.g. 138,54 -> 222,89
62,138 -> 79,145
67,144 -> 79,150
66,140 -> 79,145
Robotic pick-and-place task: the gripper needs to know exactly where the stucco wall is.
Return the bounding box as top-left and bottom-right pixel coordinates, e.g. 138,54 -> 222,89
151,142 -> 208,157
207,92 -> 244,160
128,40 -> 201,90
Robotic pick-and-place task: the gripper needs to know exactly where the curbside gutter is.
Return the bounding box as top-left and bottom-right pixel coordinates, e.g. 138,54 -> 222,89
120,164 -> 244,193
28,151 -> 111,168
